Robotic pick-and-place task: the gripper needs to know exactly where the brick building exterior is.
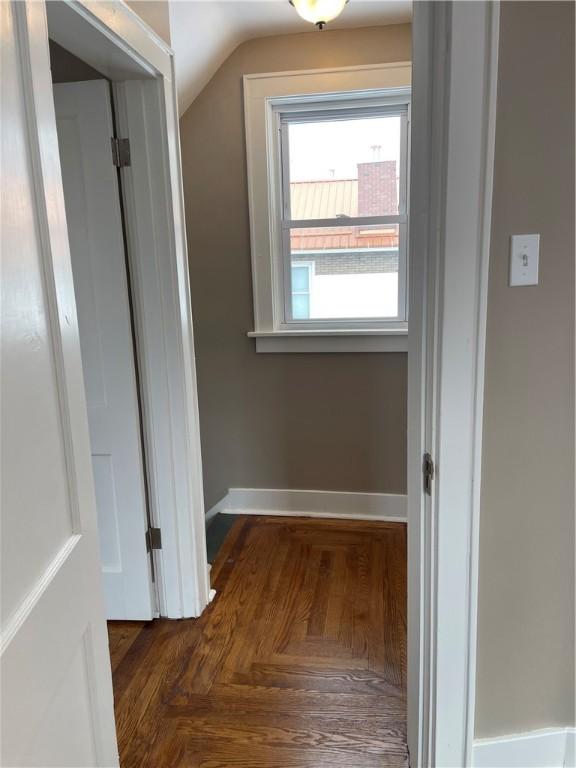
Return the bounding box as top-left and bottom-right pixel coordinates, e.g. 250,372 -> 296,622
290,160 -> 399,276
357,160 -> 398,217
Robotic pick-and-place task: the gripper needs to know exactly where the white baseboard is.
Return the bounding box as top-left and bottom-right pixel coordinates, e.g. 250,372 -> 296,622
473,727 -> 576,768
205,487 -> 407,523
566,730 -> 575,768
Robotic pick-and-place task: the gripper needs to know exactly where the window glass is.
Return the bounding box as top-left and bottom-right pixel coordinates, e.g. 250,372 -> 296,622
277,96 -> 409,328
291,264 -> 310,293
288,115 -> 402,220
290,225 -> 399,320
291,264 -> 311,319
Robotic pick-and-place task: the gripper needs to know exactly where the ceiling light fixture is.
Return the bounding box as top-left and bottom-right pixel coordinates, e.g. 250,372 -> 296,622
289,0 -> 349,30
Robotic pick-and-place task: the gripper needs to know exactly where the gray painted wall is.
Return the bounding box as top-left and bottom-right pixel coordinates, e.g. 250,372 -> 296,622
476,0 -> 575,737
49,40 -> 103,83
180,25 -> 411,510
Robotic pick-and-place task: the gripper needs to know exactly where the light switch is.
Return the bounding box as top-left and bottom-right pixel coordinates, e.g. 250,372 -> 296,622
509,234 -> 540,286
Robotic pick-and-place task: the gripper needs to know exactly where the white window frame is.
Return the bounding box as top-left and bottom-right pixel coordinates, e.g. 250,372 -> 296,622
244,63 -> 411,353
277,97 -> 409,329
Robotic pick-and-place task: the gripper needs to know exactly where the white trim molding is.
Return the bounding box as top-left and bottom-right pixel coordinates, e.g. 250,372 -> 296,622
567,729 -> 575,768
473,727 -> 576,768
564,727 -> 576,768
407,2 -> 501,765
249,329 -> 408,353
112,77 -> 209,619
45,0 -> 210,620
205,488 -> 407,523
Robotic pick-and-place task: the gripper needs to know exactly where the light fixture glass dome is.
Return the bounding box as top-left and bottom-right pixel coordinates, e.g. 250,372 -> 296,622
290,0 -> 349,29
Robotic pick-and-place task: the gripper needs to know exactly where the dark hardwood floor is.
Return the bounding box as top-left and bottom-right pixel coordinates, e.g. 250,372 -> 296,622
108,515 -> 408,767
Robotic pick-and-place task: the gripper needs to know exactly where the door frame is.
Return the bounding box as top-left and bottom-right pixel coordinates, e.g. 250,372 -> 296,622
46,0 -> 210,619
408,2 -> 500,766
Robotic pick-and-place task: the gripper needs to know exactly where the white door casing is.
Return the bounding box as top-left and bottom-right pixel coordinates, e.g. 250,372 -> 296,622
46,0 -> 211,620
1,2 -> 118,765
53,79 -> 154,620
408,2 -> 500,766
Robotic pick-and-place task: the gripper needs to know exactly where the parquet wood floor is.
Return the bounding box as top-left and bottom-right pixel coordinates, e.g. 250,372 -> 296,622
108,515 -> 408,767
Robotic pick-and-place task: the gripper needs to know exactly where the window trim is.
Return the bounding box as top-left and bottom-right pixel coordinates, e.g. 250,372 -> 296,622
243,63 -> 412,352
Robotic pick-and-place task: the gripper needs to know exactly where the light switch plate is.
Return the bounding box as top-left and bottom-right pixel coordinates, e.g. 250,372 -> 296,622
509,234 -> 540,286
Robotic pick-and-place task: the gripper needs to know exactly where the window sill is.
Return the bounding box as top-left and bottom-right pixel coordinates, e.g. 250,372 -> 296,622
247,329 -> 408,353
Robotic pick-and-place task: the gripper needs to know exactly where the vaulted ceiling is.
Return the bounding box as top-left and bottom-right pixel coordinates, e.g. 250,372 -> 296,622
169,1 -> 412,115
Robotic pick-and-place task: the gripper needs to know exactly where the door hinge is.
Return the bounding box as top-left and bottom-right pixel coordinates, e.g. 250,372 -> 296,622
423,452 -> 434,496
146,527 -> 162,552
111,137 -> 131,168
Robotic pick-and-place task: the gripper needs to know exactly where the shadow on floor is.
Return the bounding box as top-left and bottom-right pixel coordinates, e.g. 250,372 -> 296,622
205,513 -> 238,564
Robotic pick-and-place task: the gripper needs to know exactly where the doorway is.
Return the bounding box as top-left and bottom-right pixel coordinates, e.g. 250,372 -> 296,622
49,31 -> 412,766
49,42 -> 156,620
45,0 -> 211,623
0,1 -> 499,766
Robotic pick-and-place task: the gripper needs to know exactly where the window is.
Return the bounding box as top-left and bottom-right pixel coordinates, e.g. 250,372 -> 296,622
244,65 -> 411,352
282,102 -> 408,327
291,263 -> 313,319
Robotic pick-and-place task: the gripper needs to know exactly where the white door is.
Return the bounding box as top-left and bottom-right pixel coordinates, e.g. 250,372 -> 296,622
1,2 -> 118,765
53,80 -> 154,620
